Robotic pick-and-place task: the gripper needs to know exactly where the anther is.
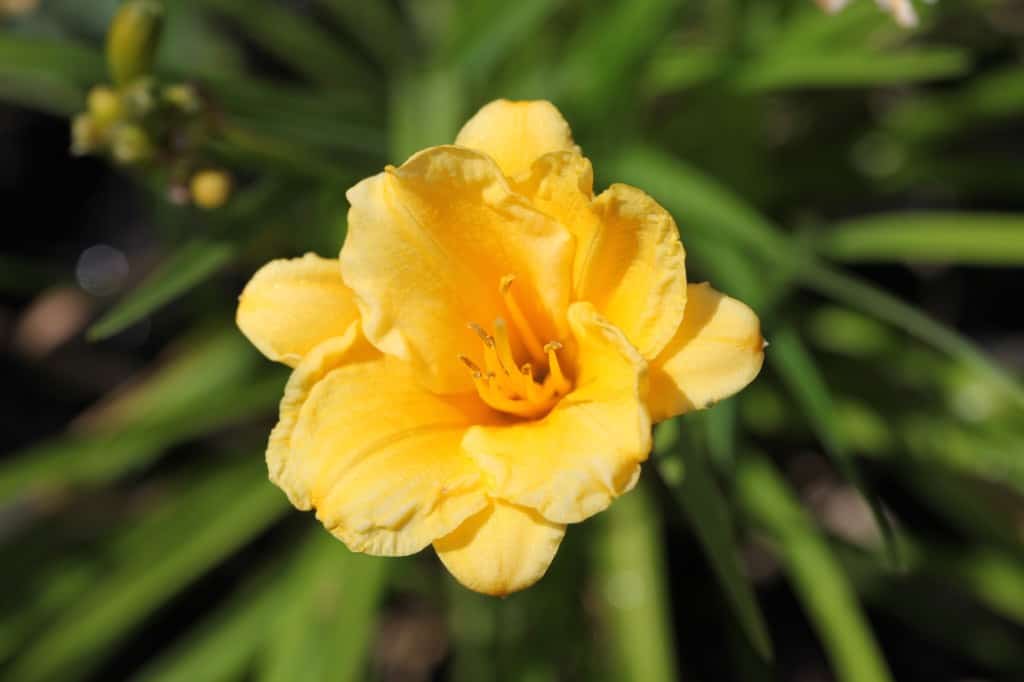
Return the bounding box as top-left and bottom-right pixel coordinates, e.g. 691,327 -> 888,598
459,355 -> 482,373
544,342 -> 570,394
468,323 -> 494,347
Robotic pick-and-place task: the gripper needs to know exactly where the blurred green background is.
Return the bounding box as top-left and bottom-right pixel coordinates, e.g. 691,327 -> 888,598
2,0 -> 1024,680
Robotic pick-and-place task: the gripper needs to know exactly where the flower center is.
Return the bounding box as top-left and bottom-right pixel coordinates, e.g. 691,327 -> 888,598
458,275 -> 571,418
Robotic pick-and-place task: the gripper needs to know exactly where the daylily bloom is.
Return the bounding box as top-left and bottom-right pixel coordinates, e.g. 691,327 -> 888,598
237,100 -> 764,595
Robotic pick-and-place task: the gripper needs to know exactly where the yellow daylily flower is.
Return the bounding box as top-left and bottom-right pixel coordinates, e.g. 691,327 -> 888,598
237,99 -> 765,596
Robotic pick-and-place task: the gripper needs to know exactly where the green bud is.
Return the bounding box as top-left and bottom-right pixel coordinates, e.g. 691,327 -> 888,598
190,169 -> 232,209
111,124 -> 153,164
71,114 -> 104,156
106,0 -> 165,86
87,85 -> 123,126
121,77 -> 157,118
162,83 -> 201,114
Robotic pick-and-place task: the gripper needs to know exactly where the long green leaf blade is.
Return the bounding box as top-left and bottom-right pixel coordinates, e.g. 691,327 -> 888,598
770,325 -> 897,560
656,418 -> 773,660
736,455 -> 893,682
734,49 -> 970,91
605,146 -> 1024,410
8,461 -> 288,682
594,481 -> 679,682
821,212 -> 1024,265
87,239 -> 235,341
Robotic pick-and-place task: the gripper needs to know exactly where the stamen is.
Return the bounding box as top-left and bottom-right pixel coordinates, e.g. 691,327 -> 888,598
520,363 -> 546,403
492,319 -> 518,377
461,312 -> 573,419
499,274 -> 546,363
469,323 -> 507,380
544,341 -> 571,394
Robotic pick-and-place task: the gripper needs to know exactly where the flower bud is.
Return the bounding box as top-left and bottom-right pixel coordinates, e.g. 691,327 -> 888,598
162,83 -> 201,114
71,114 -> 103,156
190,170 -> 232,209
106,0 -> 165,86
111,124 -> 153,164
87,85 -> 123,126
120,77 -> 157,118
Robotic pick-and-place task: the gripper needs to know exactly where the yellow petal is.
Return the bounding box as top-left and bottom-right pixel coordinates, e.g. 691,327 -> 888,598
342,145 -> 574,393
434,499 -> 565,596
462,302 -> 650,524
647,282 -> 765,422
454,99 -> 578,178
267,328 -> 501,556
237,253 -> 358,367
513,155 -> 687,360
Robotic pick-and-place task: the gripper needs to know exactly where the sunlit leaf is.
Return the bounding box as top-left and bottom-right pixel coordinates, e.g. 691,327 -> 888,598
821,212 -> 1024,266
259,533 -> 388,682
594,481 -> 679,682
7,460 -> 288,682
736,455 -> 893,682
390,67 -> 465,163
734,49 -> 970,91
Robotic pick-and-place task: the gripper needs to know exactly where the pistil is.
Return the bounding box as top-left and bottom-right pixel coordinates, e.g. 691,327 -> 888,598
499,274 -> 546,364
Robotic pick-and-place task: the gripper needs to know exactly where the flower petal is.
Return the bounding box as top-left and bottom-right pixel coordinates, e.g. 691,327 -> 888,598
342,145 -> 574,393
513,154 -> 687,360
434,499 -> 565,596
237,253 -> 358,367
454,99 -> 578,177
647,282 -> 765,422
268,328 -> 501,556
462,302 -> 651,524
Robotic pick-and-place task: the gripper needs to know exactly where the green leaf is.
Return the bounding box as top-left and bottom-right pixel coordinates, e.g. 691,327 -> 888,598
605,146 -> 1024,410
642,47 -> 722,96
390,67 -> 465,163
841,545 -> 1024,674
594,480 -> 679,682
7,461 -> 288,682
448,0 -> 560,82
87,238 -> 236,341
259,533 -> 389,682
133,560 -> 290,682
736,455 -> 893,682
0,329 -> 282,500
657,419 -> 773,660
734,49 -> 970,91
558,0 -> 681,116
821,212 -> 1024,266
196,0 -> 372,89
0,36 -> 105,88
770,325 -> 897,562
316,0 -> 410,69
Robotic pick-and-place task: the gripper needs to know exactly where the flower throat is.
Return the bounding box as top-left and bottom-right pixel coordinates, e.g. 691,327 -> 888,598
459,275 -> 570,418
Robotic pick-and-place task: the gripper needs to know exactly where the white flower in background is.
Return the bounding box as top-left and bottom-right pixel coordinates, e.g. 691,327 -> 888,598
816,0 -> 937,28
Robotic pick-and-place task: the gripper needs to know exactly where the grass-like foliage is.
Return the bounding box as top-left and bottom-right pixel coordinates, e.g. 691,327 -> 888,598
2,0 -> 1023,680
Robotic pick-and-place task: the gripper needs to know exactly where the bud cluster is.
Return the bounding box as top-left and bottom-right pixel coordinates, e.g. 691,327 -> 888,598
71,0 -> 232,209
